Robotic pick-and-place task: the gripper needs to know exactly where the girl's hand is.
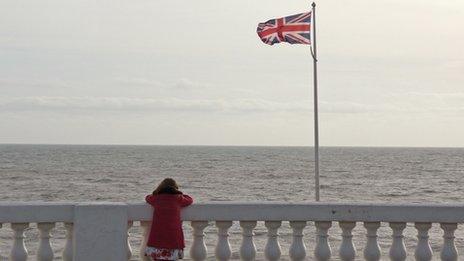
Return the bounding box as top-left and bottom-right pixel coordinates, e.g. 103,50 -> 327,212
146,194 -> 156,205
179,194 -> 193,207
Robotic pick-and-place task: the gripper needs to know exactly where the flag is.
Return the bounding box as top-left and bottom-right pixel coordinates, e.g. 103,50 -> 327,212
257,12 -> 311,46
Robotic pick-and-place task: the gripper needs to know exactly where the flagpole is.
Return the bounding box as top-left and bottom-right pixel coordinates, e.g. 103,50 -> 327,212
311,2 -> 320,202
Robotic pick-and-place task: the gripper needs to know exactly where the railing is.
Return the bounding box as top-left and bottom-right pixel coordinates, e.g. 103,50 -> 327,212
1,202 -> 464,260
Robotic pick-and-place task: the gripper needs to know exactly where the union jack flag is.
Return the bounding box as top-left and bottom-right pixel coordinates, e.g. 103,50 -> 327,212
257,12 -> 311,45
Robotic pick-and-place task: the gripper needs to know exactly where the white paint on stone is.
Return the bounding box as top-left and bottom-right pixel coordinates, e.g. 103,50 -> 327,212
72,203 -> 128,261
0,202 -> 464,260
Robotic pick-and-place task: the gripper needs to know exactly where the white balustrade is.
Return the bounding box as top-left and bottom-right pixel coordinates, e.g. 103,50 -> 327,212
127,221 -> 133,260
389,222 -> 407,261
190,221 -> 208,261
37,222 -> 54,261
3,202 -> 464,260
10,223 -> 29,261
240,221 -> 257,261
264,221 -> 282,261
339,221 -> 356,261
215,221 -> 233,261
440,223 -> 458,261
414,222 -> 432,261
363,222 -> 381,261
314,221 -> 332,261
62,223 -> 73,261
139,221 -> 151,261
289,221 -> 306,261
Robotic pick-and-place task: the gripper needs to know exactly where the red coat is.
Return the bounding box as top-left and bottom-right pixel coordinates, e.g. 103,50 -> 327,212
145,193 -> 193,249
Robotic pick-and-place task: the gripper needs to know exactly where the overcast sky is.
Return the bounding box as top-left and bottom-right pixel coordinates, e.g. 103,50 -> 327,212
1,0 -> 463,146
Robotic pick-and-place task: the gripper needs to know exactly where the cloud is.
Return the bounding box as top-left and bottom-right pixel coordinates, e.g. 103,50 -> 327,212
113,78 -> 207,90
400,92 -> 464,102
172,78 -> 206,90
320,101 -> 385,114
0,96 -> 308,113
0,96 -> 365,114
114,78 -> 163,86
388,92 -> 464,112
1,94 -> 463,115
0,96 -> 216,112
0,77 -> 69,89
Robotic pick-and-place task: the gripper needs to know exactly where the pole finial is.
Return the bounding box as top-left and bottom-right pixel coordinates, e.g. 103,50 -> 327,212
312,2 -> 316,7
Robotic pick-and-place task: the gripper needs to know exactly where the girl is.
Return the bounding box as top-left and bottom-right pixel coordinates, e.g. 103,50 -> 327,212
145,178 -> 193,261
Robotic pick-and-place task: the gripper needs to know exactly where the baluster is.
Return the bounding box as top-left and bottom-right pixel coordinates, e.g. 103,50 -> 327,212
10,223 -> 29,261
240,221 -> 257,261
339,222 -> 356,261
440,223 -> 458,261
190,221 -> 208,261
314,221 -> 332,261
414,223 -> 432,261
289,221 -> 307,261
140,221 -> 151,261
37,222 -> 55,261
264,221 -> 282,261
215,221 -> 232,261
62,223 -> 73,261
389,222 -> 407,261
363,222 -> 381,261
127,221 -> 133,261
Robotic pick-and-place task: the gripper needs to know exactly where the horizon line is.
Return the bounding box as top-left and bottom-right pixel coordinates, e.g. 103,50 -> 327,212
0,143 -> 463,149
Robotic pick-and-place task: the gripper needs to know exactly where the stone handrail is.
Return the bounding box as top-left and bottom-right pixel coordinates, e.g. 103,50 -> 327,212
128,202 -> 464,222
1,202 -> 463,261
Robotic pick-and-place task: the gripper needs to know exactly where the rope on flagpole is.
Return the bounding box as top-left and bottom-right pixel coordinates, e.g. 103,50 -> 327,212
310,46 -> 317,62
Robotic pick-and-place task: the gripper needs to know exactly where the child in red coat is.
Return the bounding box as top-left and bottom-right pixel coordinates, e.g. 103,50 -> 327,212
145,178 -> 193,261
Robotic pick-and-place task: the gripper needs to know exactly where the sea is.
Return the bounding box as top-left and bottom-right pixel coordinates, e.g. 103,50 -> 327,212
1,144 -> 464,260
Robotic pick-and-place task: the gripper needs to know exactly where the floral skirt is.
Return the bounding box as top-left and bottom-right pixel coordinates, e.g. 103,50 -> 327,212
145,247 -> 184,261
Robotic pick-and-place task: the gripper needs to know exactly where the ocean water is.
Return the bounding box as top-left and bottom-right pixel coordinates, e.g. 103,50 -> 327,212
1,145 -> 464,260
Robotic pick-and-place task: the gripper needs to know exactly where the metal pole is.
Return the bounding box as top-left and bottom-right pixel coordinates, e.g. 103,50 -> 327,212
311,2 -> 320,201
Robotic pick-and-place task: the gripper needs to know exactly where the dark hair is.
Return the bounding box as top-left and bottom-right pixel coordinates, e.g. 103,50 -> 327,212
152,178 -> 182,195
